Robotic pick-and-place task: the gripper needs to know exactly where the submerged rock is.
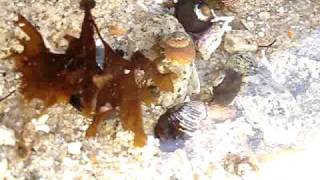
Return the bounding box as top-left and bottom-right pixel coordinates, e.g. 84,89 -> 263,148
237,28 -> 320,148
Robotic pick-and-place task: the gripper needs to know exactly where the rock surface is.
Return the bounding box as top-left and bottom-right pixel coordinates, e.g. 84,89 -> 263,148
0,0 -> 320,179
224,30 -> 258,54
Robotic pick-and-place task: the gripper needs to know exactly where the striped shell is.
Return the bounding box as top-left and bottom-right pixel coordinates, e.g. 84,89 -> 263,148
154,101 -> 207,152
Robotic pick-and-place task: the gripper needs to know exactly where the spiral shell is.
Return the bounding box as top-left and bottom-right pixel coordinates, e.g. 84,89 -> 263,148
161,32 -> 196,65
175,0 -> 213,34
154,101 -> 207,152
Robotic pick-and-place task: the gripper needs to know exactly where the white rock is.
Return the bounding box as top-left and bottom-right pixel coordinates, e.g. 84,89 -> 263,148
35,124 -> 50,133
63,157 -> 76,168
67,142 -> 82,155
32,114 -> 50,133
0,159 -> 8,179
224,30 -> 258,54
38,114 -> 49,124
62,171 -> 77,180
258,31 -> 265,37
0,125 -> 16,146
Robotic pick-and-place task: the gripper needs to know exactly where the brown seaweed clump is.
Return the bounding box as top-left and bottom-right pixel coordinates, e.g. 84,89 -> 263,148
11,0 -> 175,147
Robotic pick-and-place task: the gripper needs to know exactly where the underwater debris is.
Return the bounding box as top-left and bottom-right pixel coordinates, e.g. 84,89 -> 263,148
11,0 -> 175,147
0,90 -> 15,103
223,152 -> 258,177
154,101 -> 207,152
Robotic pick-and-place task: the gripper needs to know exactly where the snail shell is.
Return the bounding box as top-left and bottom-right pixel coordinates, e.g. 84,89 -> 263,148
161,32 -> 196,65
154,101 -> 207,152
175,0 -> 214,34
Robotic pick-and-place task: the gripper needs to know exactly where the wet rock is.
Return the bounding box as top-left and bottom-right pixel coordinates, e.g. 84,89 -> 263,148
0,125 -> 16,146
237,29 -> 320,147
223,30 -> 258,54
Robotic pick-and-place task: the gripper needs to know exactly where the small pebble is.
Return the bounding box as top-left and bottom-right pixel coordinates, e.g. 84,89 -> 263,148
0,125 -> 16,146
258,31 -> 265,37
245,21 -> 255,29
35,124 -> 50,133
32,114 -> 50,133
67,142 -> 82,155
38,114 -> 49,124
277,7 -> 285,14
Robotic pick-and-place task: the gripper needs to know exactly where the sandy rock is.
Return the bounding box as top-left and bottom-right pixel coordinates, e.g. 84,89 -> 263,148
0,125 -> 16,146
224,30 -> 258,54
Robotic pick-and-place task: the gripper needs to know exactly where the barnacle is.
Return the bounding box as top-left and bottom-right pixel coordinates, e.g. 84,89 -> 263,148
11,0 -> 175,147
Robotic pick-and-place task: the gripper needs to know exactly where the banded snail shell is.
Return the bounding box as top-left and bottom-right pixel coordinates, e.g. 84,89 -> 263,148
154,101 -> 207,152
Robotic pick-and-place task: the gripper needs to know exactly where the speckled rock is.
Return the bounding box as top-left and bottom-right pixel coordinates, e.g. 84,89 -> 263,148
224,30 -> 258,54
